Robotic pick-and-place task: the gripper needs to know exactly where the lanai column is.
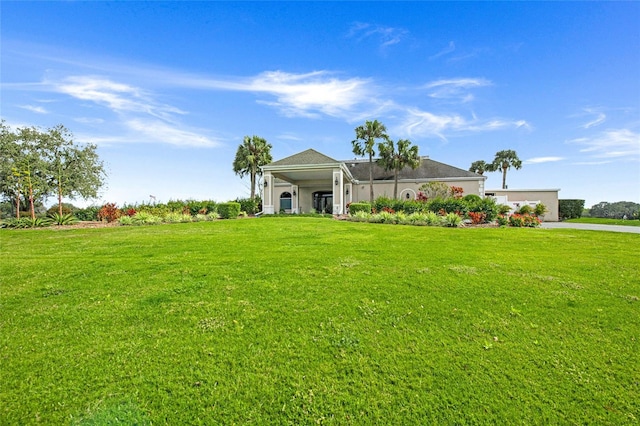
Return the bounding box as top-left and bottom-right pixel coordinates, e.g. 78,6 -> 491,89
333,169 -> 343,215
263,173 -> 274,214
291,184 -> 299,213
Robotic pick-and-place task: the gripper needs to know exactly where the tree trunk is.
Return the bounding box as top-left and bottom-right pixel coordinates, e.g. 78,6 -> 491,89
58,183 -> 63,216
29,186 -> 35,220
502,166 -> 507,189
393,169 -> 399,199
15,193 -> 20,219
250,171 -> 256,199
368,153 -> 374,205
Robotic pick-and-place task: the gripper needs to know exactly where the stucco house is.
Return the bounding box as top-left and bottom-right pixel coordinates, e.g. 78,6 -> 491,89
261,149 -> 487,215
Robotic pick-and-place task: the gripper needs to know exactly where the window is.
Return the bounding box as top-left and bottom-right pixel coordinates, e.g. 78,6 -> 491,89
280,192 -> 292,211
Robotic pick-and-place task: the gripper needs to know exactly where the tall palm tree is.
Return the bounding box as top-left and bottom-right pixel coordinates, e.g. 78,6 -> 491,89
469,160 -> 489,175
232,135 -> 273,199
378,138 -> 421,199
490,149 -> 522,189
352,120 -> 389,204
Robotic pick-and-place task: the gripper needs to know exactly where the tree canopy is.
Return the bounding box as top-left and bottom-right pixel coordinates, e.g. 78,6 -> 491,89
232,135 -> 273,200
377,138 -> 420,199
0,122 -> 106,218
352,120 -> 389,204
490,150 -> 522,189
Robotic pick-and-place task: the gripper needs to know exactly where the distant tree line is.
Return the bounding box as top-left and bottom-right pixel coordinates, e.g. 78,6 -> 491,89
0,121 -> 106,219
588,201 -> 640,219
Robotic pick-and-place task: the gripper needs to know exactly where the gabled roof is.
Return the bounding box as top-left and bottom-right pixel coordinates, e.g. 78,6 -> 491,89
345,157 -> 482,181
268,149 -> 338,166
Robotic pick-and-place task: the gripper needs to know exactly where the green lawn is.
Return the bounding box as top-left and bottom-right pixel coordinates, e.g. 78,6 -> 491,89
1,219 -> 639,424
567,217 -> 640,226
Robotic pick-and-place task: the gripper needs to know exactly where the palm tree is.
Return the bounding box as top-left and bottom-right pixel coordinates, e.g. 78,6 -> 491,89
352,120 -> 389,204
232,135 -> 273,199
377,138 -> 421,199
490,149 -> 522,189
469,160 -> 489,175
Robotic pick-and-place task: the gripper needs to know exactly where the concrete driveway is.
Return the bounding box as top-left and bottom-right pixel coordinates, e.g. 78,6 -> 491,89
541,222 -> 640,234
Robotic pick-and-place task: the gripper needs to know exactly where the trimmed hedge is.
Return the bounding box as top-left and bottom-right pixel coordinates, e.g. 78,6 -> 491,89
217,202 -> 241,219
349,202 -> 372,214
559,199 -> 585,220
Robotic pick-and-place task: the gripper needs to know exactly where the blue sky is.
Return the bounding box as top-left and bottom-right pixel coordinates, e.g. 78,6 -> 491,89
2,1 -> 639,208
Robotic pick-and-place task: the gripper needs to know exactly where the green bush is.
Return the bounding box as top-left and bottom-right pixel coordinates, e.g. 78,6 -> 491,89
467,197 -> 499,222
235,197 -> 260,215
46,203 -> 75,216
349,203 -> 372,215
463,194 -> 482,203
373,196 -> 395,213
218,202 -> 241,219
559,199 -> 585,220
48,213 -> 78,226
442,212 -> 462,227
534,203 -> 548,217
75,206 -> 100,221
517,204 -> 533,215
425,197 -> 468,216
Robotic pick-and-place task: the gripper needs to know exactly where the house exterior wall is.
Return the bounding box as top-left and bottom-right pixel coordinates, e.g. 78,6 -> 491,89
351,178 -> 484,203
487,189 -> 560,222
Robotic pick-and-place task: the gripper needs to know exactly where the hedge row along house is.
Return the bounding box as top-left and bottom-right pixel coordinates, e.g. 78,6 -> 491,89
261,149 -> 559,221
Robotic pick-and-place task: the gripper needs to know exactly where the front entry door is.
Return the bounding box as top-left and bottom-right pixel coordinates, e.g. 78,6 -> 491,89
312,191 -> 333,214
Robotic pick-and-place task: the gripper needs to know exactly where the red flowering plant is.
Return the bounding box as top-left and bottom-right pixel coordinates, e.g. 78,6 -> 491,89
97,203 -> 122,223
508,213 -> 541,228
450,186 -> 464,199
468,211 -> 487,224
124,208 -> 137,217
382,206 -> 396,214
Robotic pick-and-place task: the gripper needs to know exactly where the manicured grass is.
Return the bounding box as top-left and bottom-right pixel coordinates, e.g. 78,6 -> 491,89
567,217 -> 640,226
1,219 -> 639,424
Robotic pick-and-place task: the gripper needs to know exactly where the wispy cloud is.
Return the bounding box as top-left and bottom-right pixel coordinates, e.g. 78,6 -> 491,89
180,70 -> 373,119
347,22 -> 408,48
19,104 -> 48,114
424,78 -> 492,103
52,76 -> 185,121
43,75 -> 219,147
429,41 -> 456,60
568,128 -> 640,159
125,119 -> 220,147
581,108 -> 607,129
525,156 -> 564,164
399,108 -> 530,141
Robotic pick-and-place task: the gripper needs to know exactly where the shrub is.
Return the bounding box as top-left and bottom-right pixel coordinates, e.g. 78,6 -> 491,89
235,197 -> 260,215
373,196 -> 395,213
48,213 -> 78,226
217,202 -> 241,219
46,204 -> 75,216
426,197 -> 468,216
75,206 -> 100,221
559,199 -> 585,220
194,214 -> 208,222
132,212 -> 161,225
124,208 -> 137,217
118,216 -> 133,226
508,214 -> 541,228
442,212 -> 462,227
468,211 -> 487,225
516,204 -> 533,215
163,212 -> 193,223
534,203 -> 548,218
498,204 -> 512,215
97,203 -> 122,223
468,197 -> 499,222
496,215 -> 509,226
463,194 -> 482,203
377,210 -> 397,224
424,211 -> 441,226
418,182 -> 452,200
349,203 -> 372,215
350,211 -> 371,222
